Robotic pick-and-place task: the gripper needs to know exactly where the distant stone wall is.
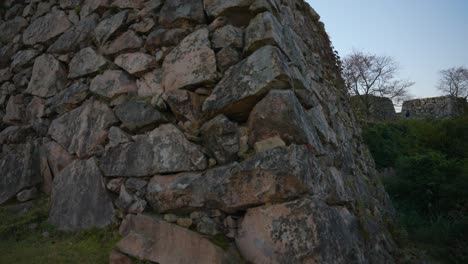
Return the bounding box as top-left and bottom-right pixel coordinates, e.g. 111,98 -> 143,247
351,95 -> 397,121
401,96 -> 466,120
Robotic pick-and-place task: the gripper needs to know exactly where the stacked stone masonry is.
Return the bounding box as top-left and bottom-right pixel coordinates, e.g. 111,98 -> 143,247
401,96 -> 466,120
0,0 -> 399,263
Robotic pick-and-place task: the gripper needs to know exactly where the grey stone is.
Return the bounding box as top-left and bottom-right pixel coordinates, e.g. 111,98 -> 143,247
236,198 -> 365,264
48,80 -> 89,114
94,11 -> 128,45
145,28 -> 192,51
204,0 -> 254,18
11,49 -> 40,73
26,54 -> 67,98
101,30 -> 143,55
159,0 -> 206,28
115,52 -> 157,76
0,68 -> 13,82
247,89 -> 322,151
80,0 -> 110,18
48,14 -> 99,54
200,115 -> 239,164
212,25 -> 244,49
136,69 -> 164,97
0,142 -> 41,205
203,45 -> 295,118
216,47 -> 241,73
111,0 -> 145,9
23,10 -> 72,45
162,89 -> 205,122
114,98 -> 168,131
3,94 -> 25,124
90,70 -> 137,99
100,124 -> 207,177
68,47 -> 108,78
48,99 -> 118,158
0,17 -> 28,44
49,158 -> 114,231
16,187 -> 38,202
107,126 -> 132,148
146,145 -> 318,213
162,28 -> 217,91
59,0 -> 82,9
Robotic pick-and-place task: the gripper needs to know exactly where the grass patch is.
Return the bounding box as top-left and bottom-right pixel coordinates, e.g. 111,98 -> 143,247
0,197 -> 120,264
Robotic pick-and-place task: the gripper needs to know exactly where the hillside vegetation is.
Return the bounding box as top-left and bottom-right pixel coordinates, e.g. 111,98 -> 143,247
362,113 -> 468,263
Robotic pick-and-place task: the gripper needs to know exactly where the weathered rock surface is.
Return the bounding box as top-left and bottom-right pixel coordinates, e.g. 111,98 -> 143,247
94,11 -> 128,45
159,0 -> 206,28
68,47 -> 107,78
48,99 -> 117,158
3,94 -> 25,124
0,17 -> 28,44
101,30 -> 143,55
114,98 -> 168,131
100,124 -> 207,177
162,28 -> 217,91
203,45 -> 295,118
117,214 -> 239,263
212,25 -> 244,49
146,145 -> 318,213
49,80 -> 89,114
204,0 -> 254,18
200,115 -> 239,164
90,70 -> 137,99
236,198 -> 365,264
11,49 -> 40,72
247,89 -> 322,151
23,10 -> 71,45
0,142 -> 41,204
115,53 -> 157,76
49,158 -> 114,231
26,54 -> 67,98
162,89 -> 204,122
48,14 -> 99,54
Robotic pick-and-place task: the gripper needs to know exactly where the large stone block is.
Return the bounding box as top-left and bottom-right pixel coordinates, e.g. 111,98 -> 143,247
23,10 -> 71,45
100,124 -> 207,177
162,28 -> 217,91
203,45 -> 295,119
0,142 -> 41,204
48,99 -> 118,158
236,198 -> 365,264
117,214 -> 239,263
159,0 -> 206,28
49,158 -> 114,231
26,54 -> 67,98
146,145 -> 318,213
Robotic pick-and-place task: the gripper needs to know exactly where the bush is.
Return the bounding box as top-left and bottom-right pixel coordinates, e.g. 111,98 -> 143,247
363,114 -> 468,263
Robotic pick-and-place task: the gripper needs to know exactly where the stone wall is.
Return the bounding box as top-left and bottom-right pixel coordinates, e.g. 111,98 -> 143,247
351,95 -> 397,121
401,96 -> 466,120
0,0 -> 399,263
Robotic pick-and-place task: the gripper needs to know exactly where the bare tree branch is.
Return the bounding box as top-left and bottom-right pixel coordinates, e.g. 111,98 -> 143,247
437,66 -> 468,99
342,51 -> 414,114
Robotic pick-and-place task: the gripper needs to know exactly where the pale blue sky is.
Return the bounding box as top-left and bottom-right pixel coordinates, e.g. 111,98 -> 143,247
307,0 -> 468,98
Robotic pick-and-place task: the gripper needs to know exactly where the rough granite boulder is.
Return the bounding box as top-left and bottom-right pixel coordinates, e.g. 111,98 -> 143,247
100,124 -> 207,177
113,98 -> 168,131
146,145 -> 318,213
162,28 -> 217,91
68,47 -> 108,78
22,10 -> 71,45
117,214 -> 241,263
0,17 -> 28,44
247,89 -> 322,151
26,54 -> 67,98
115,52 -> 158,76
159,0 -> 206,28
0,142 -> 41,204
49,158 -> 114,231
200,115 -> 239,164
203,45 -> 295,119
90,70 -> 137,99
48,99 -> 118,158
236,198 -> 365,264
